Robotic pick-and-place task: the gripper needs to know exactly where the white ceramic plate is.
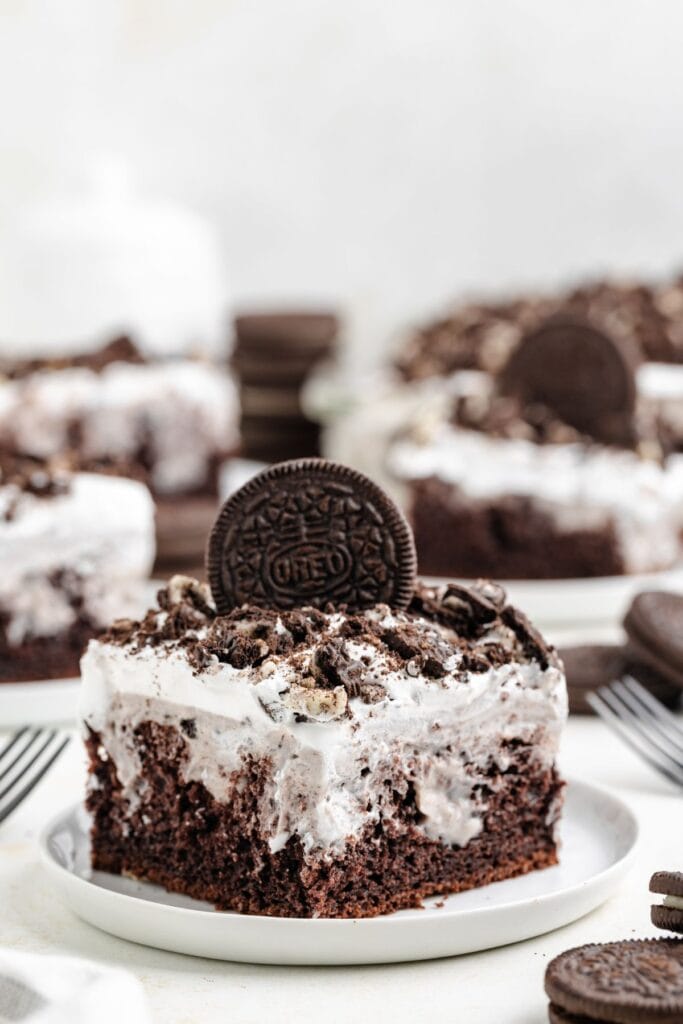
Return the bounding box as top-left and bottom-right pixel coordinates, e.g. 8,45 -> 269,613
41,780 -> 637,966
422,565 -> 683,630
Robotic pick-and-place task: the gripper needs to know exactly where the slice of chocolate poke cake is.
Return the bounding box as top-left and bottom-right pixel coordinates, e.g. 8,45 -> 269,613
1,452 -> 155,682
81,460 -> 567,918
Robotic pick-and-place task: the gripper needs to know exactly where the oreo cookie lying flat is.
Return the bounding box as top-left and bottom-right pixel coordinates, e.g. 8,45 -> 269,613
545,939 -> 683,1024
559,643 -> 681,715
651,871 -> 683,935
500,315 -> 638,444
207,459 -> 417,613
623,592 -> 683,691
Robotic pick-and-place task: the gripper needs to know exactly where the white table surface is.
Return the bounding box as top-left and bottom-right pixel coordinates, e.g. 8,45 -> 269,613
0,713 -> 681,1024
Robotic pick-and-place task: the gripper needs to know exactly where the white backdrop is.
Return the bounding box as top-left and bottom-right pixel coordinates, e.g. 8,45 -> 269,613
1,0 -> 682,362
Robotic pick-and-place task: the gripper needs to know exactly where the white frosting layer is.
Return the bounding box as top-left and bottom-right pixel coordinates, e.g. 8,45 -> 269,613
389,425 -> 683,574
0,360 -> 239,494
638,362 -> 683,442
663,895 -> 683,910
638,362 -> 683,400
0,473 -> 155,643
81,611 -> 567,858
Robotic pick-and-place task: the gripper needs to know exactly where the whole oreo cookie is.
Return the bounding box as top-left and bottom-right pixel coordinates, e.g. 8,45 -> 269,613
206,459 -> 417,614
545,939 -> 683,1024
651,871 -> 683,935
623,592 -> 683,691
500,315 -> 638,444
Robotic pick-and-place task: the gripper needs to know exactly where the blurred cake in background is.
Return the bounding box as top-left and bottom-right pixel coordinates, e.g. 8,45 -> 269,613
233,311 -> 338,462
0,158 -> 240,578
389,379 -> 683,580
0,452 -> 154,682
389,320 -> 683,580
325,277 -> 683,582
0,156 -> 230,360
0,335 -> 239,579
395,275 -> 683,383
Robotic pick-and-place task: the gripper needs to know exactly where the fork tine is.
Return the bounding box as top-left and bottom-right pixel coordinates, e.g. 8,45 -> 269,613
587,690 -> 683,787
0,731 -> 54,802
619,676 -> 683,751
599,685 -> 683,766
0,727 -> 30,767
0,729 -> 45,784
0,735 -> 70,827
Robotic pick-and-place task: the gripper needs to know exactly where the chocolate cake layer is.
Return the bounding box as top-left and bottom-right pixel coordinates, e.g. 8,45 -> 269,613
86,723 -> 562,918
0,614 -> 96,683
410,478 -> 625,580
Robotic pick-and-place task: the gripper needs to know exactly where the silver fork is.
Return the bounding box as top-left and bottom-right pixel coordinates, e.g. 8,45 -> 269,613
586,675 -> 683,788
0,727 -> 70,826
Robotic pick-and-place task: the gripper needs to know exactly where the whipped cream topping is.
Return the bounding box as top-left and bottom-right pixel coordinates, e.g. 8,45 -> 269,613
0,359 -> 239,494
81,579 -> 567,857
389,424 -> 683,574
0,473 -> 155,644
638,362 -> 683,444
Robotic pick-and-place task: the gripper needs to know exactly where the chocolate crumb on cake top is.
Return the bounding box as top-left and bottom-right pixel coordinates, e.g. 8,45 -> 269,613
0,451 -> 71,521
0,335 -> 145,381
101,573 -> 556,706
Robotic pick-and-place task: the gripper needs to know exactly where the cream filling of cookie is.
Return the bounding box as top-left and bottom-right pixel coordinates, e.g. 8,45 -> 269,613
662,895 -> 683,910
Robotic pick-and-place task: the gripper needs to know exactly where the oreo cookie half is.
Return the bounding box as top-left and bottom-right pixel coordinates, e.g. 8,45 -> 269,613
206,459 -> 417,614
651,871 -> 683,935
500,315 -> 638,444
545,939 -> 683,1024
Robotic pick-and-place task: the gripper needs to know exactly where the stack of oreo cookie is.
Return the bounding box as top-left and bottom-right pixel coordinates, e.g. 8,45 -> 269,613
560,591 -> 683,714
232,312 -> 338,463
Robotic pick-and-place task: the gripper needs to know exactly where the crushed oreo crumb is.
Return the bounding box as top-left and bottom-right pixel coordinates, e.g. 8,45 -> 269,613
0,452 -> 71,519
100,576 -> 556,700
0,335 -> 145,381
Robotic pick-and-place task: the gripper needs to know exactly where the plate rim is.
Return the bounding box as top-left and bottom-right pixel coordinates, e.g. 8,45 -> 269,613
39,777 -> 639,929
0,675 -> 80,693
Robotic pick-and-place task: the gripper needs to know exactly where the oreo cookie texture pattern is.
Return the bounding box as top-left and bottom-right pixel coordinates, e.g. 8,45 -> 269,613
207,458 -> 417,614
500,314 -> 639,446
545,939 -> 683,1024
